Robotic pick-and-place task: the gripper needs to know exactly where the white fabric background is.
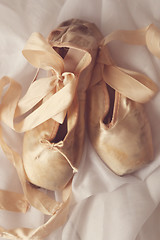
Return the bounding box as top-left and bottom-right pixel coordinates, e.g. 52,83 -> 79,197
0,0 -> 160,239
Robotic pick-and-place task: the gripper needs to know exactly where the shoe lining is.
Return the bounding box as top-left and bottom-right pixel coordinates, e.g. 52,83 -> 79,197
51,116 -> 67,143
53,47 -> 69,59
49,47 -> 68,144
103,85 -> 115,125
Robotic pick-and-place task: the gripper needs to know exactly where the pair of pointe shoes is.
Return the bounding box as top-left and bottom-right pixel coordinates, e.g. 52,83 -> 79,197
1,19 -> 159,193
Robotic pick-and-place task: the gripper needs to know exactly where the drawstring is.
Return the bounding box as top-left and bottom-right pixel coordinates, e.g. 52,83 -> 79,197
39,139 -> 78,173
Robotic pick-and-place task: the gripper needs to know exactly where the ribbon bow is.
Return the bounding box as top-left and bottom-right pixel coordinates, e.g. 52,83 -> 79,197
39,138 -> 78,173
0,32 -> 78,132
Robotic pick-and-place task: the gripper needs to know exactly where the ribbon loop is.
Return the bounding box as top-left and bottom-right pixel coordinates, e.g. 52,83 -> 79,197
100,23 -> 159,103
0,33 -> 79,131
102,65 -> 158,103
22,32 -> 64,75
146,24 -> 160,58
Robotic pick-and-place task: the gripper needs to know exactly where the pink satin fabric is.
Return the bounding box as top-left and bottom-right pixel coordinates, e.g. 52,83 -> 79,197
0,22 -> 159,239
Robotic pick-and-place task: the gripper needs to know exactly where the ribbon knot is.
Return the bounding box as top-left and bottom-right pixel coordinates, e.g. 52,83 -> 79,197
0,32 -> 78,132
39,139 -> 64,150
39,138 -> 78,173
57,74 -> 63,82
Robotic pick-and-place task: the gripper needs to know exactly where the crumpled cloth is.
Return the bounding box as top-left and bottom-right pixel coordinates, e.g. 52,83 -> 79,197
0,0 -> 160,239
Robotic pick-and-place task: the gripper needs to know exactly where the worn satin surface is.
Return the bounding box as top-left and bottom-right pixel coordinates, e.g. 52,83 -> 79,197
23,19 -> 102,191
87,24 -> 159,175
0,19 -> 101,239
0,1 -> 160,240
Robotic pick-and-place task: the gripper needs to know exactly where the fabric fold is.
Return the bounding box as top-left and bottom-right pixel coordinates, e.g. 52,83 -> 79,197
0,20 -> 159,240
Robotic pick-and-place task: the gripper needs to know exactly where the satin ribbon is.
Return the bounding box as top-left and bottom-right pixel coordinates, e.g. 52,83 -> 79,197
0,32 -> 78,132
0,24 -> 159,239
0,32 -> 80,239
99,24 -> 159,103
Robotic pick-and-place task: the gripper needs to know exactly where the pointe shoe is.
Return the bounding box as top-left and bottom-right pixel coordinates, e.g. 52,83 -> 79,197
87,24 -> 159,175
0,19 -> 104,239
21,19 -> 102,190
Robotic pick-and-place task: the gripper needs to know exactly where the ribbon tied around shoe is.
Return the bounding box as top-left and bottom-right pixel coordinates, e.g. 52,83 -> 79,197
0,23 -> 159,240
0,32 -> 78,132
0,32 -> 79,239
97,24 -> 159,104
0,32 -> 79,172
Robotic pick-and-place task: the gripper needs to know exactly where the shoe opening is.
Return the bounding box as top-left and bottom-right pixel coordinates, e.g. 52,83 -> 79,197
53,47 -> 69,59
51,116 -> 67,144
103,84 -> 115,125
